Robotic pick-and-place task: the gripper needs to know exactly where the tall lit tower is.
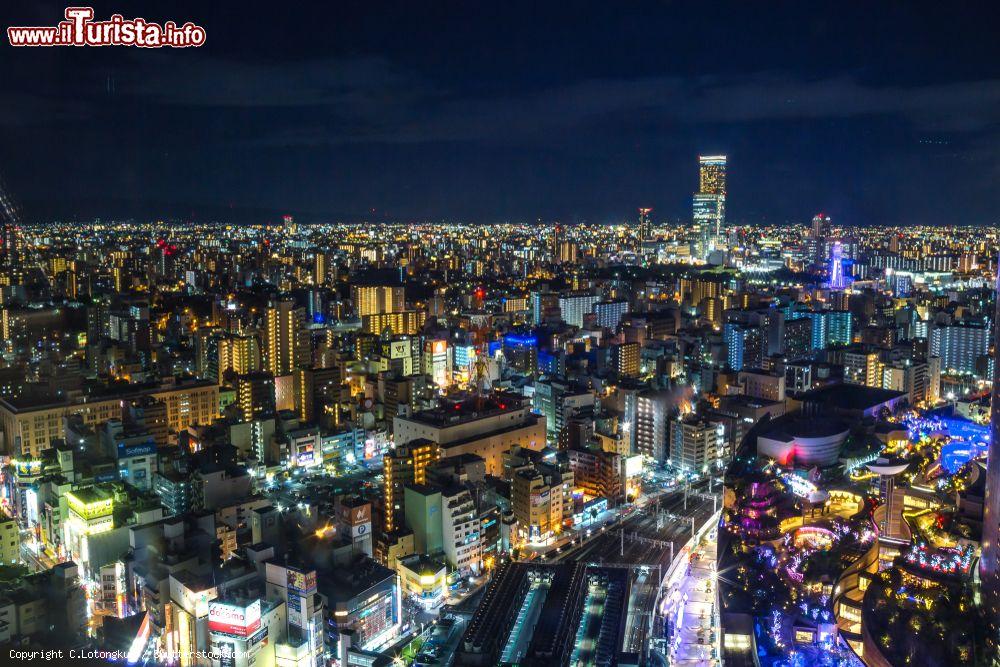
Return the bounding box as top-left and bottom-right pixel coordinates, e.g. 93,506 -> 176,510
638,208 -> 652,243
981,260 -> 1000,652
693,156 -> 726,259
829,242 -> 845,290
0,176 -> 24,278
699,155 -> 727,196
262,299 -> 308,375
811,213 -> 831,265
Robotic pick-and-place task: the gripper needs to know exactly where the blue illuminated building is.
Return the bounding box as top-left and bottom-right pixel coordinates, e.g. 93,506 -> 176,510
503,333 -> 538,348
809,310 -> 852,350
724,322 -> 763,371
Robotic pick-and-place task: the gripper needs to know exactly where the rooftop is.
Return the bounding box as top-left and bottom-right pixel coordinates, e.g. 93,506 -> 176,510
398,391 -> 528,428
797,383 -> 906,412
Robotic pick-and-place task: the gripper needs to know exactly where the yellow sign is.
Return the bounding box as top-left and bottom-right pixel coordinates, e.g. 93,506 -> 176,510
66,492 -> 114,519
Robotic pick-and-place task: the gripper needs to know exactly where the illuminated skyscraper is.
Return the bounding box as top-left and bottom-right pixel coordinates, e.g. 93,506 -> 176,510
558,291 -> 601,328
262,299 -> 309,376
558,241 -> 578,264
982,262 -> 1000,653
811,213 -> 831,264
638,207 -> 653,242
236,371 -> 277,421
693,194 -> 725,257
808,310 -> 853,350
699,155 -> 727,195
217,332 -> 262,383
0,178 -> 23,278
383,439 -> 441,533
314,250 -> 330,285
693,155 -> 727,258
829,242 -> 846,290
352,285 -> 405,317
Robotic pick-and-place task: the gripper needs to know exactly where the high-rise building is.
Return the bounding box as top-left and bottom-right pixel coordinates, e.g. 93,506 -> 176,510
724,322 -> 764,371
929,322 -> 990,376
638,207 -> 653,243
531,290 -> 560,325
636,390 -> 671,462
313,250 -> 330,285
0,220 -> 21,272
594,299 -> 629,331
783,316 -> 813,359
612,342 -> 640,378
533,377 -> 594,446
403,483 -> 443,554
881,358 -> 939,407
361,310 -> 425,336
809,310 -> 853,350
980,271 -> 1000,653
669,415 -> 726,474
699,155 -> 726,195
558,291 -> 601,328
567,447 -> 625,502
693,194 -> 725,258
236,371 -> 276,422
810,213 -> 831,264
441,485 -> 483,575
423,339 -> 449,389
383,439 -> 441,534
557,241 -> 578,264
843,348 -> 883,387
352,285 -> 405,317
511,462 -> 573,545
295,365 -> 343,423
693,155 -> 727,258
217,333 -> 262,383
262,299 -> 308,376
680,277 -> 726,309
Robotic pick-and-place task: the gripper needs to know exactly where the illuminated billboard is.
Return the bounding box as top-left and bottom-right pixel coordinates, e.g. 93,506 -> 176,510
623,455 -> 643,479
287,568 -> 317,595
12,459 -> 43,477
66,491 -> 114,519
208,599 -> 262,637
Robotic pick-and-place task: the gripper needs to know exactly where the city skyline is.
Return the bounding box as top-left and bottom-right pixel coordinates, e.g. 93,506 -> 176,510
0,4 -> 998,667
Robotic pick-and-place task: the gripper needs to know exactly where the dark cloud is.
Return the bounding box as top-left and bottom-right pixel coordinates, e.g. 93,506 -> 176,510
120,54 -> 422,108
102,57 -> 1000,147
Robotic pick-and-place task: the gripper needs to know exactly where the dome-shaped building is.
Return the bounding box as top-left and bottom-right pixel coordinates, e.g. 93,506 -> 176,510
757,414 -> 849,468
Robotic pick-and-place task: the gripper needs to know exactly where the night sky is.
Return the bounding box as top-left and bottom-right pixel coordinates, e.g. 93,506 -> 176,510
1,1 -> 999,226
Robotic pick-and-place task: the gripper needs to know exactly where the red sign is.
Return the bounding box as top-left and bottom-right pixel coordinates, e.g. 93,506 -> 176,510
208,600 -> 261,637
